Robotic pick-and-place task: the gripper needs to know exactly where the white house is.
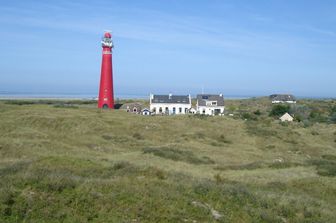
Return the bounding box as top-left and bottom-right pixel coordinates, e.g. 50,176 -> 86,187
196,94 -> 225,116
189,108 -> 197,114
270,94 -> 296,104
279,113 -> 294,122
150,94 -> 192,115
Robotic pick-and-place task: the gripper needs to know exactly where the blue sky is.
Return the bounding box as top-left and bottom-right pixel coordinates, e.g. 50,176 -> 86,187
0,0 -> 336,97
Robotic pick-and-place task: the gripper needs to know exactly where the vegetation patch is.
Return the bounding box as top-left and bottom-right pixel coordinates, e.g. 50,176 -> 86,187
215,161 -> 265,171
321,154 -> 336,161
268,161 -> 301,169
143,147 -> 215,165
246,121 -> 278,137
4,100 -> 96,106
1,99 -> 336,222
217,134 -> 232,144
53,104 -> 79,109
308,155 -> 336,177
132,132 -> 144,140
269,104 -> 290,117
215,160 -> 302,171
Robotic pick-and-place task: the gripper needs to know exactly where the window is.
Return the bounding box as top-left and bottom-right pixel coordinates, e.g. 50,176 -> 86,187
165,107 -> 169,114
179,107 -> 182,113
159,107 -> 163,113
206,101 -> 217,106
173,107 -> 176,114
203,109 -> 206,114
152,107 -> 156,113
214,109 -> 221,115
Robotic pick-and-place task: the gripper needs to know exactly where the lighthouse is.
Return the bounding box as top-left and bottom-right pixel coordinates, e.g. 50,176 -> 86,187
98,32 -> 114,109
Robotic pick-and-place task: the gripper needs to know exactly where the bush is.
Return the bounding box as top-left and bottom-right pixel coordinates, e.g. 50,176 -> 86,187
269,105 -> 290,117
308,158 -> 336,177
133,132 -> 144,140
218,134 -> 232,144
143,147 -> 215,165
53,104 -> 79,109
214,173 -> 224,183
253,110 -> 262,116
294,114 -> 303,122
309,110 -> 328,123
321,154 -> 336,161
329,112 -> 336,124
241,112 -> 258,121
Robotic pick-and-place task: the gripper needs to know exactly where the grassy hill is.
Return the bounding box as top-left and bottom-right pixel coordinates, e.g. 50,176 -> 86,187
0,99 -> 336,222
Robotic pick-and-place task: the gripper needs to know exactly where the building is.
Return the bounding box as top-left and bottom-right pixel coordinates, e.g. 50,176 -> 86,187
196,94 -> 225,116
189,108 -> 197,114
141,108 -> 151,116
120,102 -> 143,114
270,94 -> 296,104
98,32 -> 114,109
150,94 -> 191,115
279,113 -> 294,122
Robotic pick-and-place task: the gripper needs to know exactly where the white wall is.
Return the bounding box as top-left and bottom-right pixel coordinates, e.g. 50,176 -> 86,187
272,101 -> 296,104
150,103 -> 191,115
197,106 -> 225,116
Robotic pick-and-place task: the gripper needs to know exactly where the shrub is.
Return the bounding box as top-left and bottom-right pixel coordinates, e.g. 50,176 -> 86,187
214,173 -> 224,183
253,110 -> 262,116
294,114 -> 303,122
329,112 -> 336,124
133,132 -> 144,140
53,104 -> 79,109
303,120 -> 312,128
330,106 -> 336,114
153,168 -> 166,180
143,147 -> 215,165
268,161 -> 300,169
269,105 -> 290,117
308,158 -> 336,177
102,135 -> 113,140
321,154 -> 336,161
214,162 -> 265,171
218,134 -> 232,144
189,114 -> 208,119
4,100 -> 35,105
112,161 -> 131,170
241,112 -> 257,120
309,110 -> 328,123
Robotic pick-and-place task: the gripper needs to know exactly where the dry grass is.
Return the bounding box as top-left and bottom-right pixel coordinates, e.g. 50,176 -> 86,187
0,99 -> 336,222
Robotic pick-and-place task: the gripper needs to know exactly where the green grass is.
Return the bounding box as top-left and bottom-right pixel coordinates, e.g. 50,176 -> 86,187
0,99 -> 336,222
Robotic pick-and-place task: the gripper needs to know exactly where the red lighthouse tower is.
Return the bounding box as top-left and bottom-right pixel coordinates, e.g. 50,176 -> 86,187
98,32 -> 114,109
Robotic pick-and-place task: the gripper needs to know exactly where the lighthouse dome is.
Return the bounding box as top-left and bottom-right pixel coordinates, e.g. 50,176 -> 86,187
104,32 -> 112,38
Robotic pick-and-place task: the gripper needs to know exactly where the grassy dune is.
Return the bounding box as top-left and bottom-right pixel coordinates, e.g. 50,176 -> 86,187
0,100 -> 336,222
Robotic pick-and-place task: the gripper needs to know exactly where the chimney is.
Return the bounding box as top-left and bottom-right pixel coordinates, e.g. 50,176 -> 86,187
169,93 -> 172,99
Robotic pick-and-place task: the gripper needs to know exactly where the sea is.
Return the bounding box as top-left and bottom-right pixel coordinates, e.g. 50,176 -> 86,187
0,92 -> 251,100
0,92 -> 334,100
